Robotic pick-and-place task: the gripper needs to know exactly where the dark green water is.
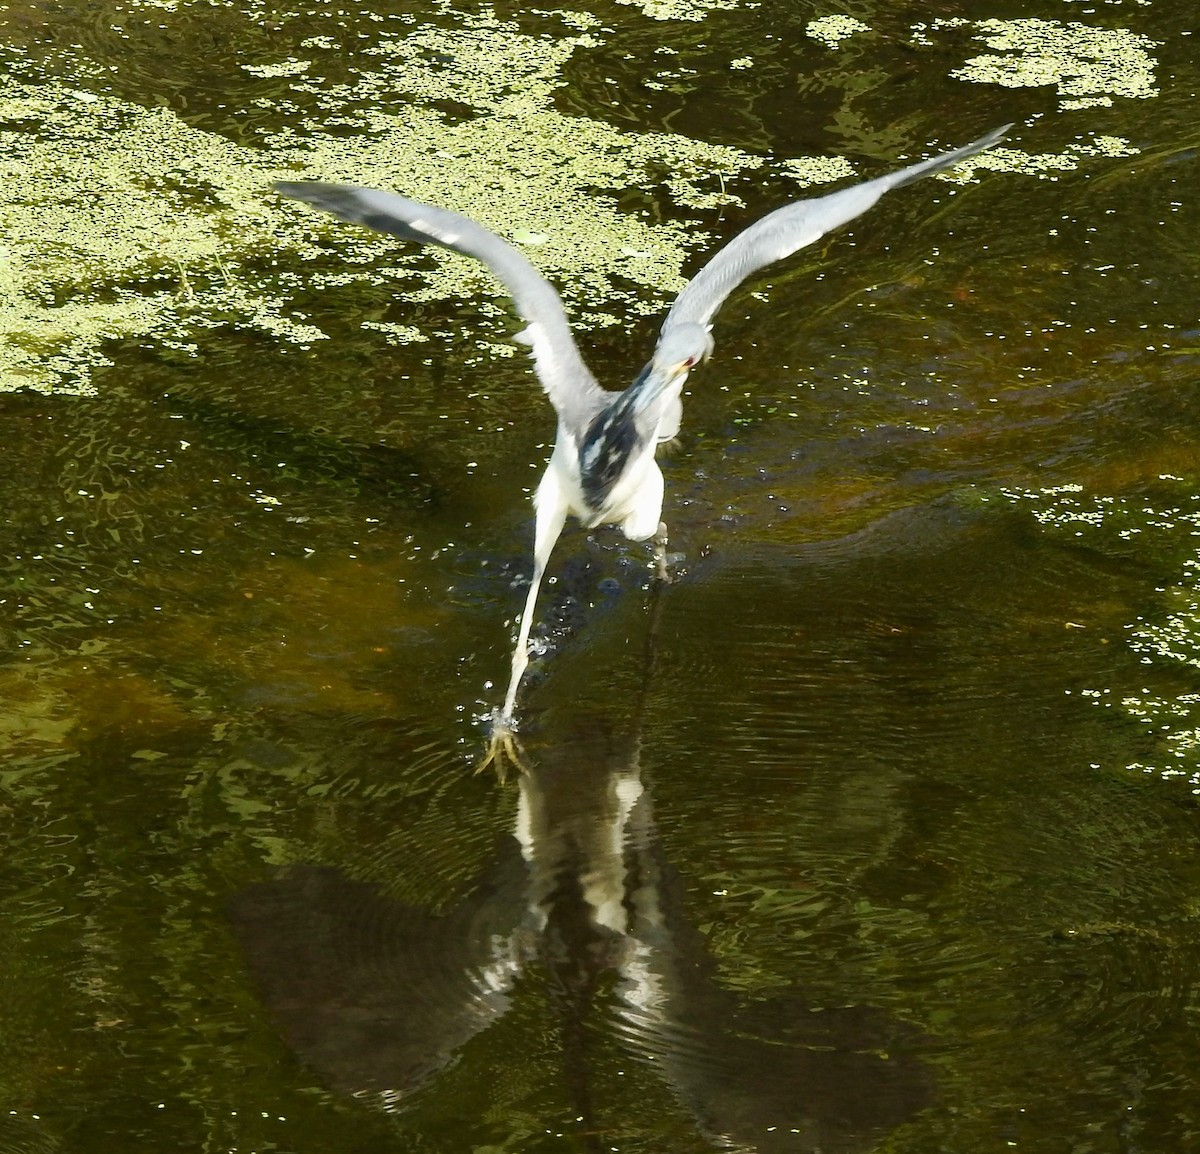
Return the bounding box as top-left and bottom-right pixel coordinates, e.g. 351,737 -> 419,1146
3,1 -> 1200,1151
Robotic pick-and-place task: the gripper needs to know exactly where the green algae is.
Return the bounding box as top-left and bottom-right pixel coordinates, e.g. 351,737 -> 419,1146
806,15 -> 872,51
779,153 -> 856,187
615,0 -> 741,21
1000,481 -> 1200,793
0,3 -> 1159,399
950,18 -> 1158,109
0,81 -> 324,394
0,7 -> 769,395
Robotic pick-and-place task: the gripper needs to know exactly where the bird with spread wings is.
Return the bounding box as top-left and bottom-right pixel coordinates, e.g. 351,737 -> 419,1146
276,123 -> 1011,775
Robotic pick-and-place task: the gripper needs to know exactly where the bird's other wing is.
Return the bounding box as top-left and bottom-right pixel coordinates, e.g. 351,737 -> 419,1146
275,183 -> 610,433
660,123 -> 1012,333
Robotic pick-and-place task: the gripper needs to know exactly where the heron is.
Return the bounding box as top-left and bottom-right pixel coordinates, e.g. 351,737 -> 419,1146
276,122 -> 1011,774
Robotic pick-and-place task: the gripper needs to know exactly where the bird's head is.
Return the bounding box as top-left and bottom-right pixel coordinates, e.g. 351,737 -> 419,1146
652,323 -> 714,381
626,322 -> 714,415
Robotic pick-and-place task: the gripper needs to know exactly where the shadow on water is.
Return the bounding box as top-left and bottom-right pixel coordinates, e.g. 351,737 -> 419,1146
230,586 -> 930,1153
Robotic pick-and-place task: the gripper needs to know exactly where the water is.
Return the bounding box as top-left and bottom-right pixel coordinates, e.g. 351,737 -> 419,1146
3,0 -> 1200,1151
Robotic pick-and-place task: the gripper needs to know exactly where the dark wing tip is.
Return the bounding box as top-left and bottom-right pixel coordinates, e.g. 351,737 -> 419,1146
975,122 -> 1016,150
271,182 -> 417,240
273,180 -> 347,205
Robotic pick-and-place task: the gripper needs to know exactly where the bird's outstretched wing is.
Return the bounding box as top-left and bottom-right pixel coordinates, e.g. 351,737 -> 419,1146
275,183 -> 610,432
661,124 -> 1012,334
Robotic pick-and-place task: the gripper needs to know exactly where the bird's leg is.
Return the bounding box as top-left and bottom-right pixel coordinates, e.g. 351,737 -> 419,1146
477,473 -> 567,778
476,568 -> 541,779
653,521 -> 673,583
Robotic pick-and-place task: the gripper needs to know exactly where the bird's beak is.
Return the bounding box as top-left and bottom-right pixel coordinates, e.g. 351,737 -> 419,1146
628,340 -> 710,404
669,348 -> 709,376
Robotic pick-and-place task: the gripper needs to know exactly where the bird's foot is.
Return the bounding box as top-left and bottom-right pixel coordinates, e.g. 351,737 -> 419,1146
475,712 -> 532,780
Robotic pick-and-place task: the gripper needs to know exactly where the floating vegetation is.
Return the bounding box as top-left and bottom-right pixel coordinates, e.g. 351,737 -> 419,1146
806,15 -> 872,50
950,18 -> 1159,110
0,82 -> 301,395
1121,693 -> 1200,790
1000,482 -> 1200,793
0,3 -> 1151,396
779,153 -> 856,188
0,9 -> 770,395
616,0 -> 741,21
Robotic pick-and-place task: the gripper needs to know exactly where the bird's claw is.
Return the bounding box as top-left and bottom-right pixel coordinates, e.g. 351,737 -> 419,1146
475,713 -> 532,780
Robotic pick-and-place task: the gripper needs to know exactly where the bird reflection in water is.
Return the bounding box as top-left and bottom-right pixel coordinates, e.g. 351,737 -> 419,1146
230,596 -> 931,1151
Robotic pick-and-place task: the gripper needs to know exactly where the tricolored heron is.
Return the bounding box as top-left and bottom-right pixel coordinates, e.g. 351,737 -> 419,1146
276,123 -> 1011,774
